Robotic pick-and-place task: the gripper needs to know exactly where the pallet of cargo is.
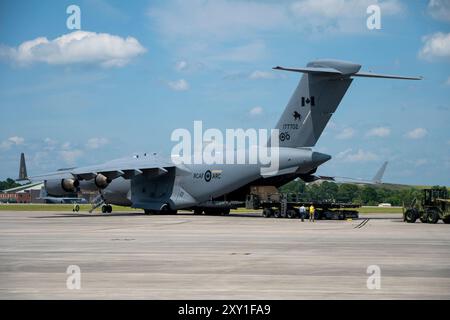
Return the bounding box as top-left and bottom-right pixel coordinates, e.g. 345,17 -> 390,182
245,187 -> 360,220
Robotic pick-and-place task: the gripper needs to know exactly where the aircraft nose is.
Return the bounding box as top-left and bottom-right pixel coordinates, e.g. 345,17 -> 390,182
311,152 -> 332,165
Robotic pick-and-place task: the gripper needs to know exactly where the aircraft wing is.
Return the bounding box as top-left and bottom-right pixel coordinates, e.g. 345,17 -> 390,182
29,155 -> 177,181
1,181 -> 43,193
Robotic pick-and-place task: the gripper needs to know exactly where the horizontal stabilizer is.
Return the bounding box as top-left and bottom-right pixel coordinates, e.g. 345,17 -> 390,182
353,72 -> 422,80
274,66 -> 422,80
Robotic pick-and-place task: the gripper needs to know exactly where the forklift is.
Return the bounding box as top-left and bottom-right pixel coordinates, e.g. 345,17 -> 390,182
404,188 -> 450,224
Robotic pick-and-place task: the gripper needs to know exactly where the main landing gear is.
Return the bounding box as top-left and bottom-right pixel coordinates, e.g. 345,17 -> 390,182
144,204 -> 177,215
101,204 -> 112,213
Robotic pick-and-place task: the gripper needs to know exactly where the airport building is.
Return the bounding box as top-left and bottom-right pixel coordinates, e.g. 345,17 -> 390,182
0,182 -> 44,203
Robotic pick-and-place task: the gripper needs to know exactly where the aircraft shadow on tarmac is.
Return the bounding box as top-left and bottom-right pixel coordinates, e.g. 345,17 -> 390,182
34,212 -> 145,218
33,212 -> 265,219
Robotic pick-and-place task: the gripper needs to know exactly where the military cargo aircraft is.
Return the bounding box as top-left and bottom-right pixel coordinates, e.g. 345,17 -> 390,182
317,161 -> 389,185
22,59 -> 421,214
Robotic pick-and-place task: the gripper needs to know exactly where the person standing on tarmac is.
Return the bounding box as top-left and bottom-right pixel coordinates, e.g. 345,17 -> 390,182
309,204 -> 315,222
299,205 -> 306,222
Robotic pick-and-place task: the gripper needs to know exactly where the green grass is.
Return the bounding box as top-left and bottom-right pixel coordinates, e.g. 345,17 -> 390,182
357,206 -> 403,214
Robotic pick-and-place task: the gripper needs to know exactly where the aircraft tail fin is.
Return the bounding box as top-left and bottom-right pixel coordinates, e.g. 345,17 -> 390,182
17,153 -> 29,182
372,161 -> 388,184
271,60 -> 421,148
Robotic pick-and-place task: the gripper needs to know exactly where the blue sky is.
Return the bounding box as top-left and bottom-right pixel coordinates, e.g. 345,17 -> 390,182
0,0 -> 449,185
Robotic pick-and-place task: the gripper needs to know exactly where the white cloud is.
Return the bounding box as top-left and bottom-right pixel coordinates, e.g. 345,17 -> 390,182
249,70 -> 277,80
148,0 -> 404,63
336,148 -> 379,162
175,60 -> 188,71
291,0 -> 402,18
419,32 -> 450,61
86,137 -> 109,149
427,0 -> 450,23
167,79 -> 190,91
405,128 -> 428,139
414,158 -> 429,167
249,106 -> 263,116
149,0 -> 403,40
148,0 -> 288,41
0,136 -> 25,149
61,142 -> 72,150
290,0 -> 404,33
44,137 -> 57,145
43,138 -> 58,151
336,127 -> 355,139
366,127 -> 391,138
0,31 -> 146,67
0,141 -> 11,149
212,41 -> 267,62
59,149 -> 83,165
8,136 -> 25,145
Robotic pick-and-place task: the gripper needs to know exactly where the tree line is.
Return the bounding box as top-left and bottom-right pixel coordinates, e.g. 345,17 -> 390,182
1,176 -> 447,206
0,178 -> 20,191
279,180 -> 448,206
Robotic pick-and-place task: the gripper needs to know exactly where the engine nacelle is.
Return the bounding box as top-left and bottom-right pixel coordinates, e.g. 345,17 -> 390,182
94,174 -> 111,189
45,178 -> 80,196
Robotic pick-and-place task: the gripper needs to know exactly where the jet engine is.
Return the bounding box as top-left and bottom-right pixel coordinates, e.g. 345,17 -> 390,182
45,178 -> 80,196
94,173 -> 111,189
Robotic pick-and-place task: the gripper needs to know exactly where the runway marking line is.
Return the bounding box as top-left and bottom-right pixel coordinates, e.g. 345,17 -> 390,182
354,218 -> 370,229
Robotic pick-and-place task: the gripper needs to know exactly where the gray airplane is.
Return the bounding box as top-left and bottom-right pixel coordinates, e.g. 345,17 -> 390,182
8,153 -> 87,204
24,59 -> 420,214
318,161 -> 389,185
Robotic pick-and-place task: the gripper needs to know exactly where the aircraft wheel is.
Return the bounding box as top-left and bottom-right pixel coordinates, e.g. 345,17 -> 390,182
73,204 -> 80,212
221,208 -> 230,215
160,204 -> 176,215
427,209 -> 439,224
194,208 -> 203,215
101,205 -> 107,214
204,209 -> 218,215
443,217 -> 450,224
262,208 -> 272,218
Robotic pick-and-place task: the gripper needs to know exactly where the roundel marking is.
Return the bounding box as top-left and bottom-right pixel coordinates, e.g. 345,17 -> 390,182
204,170 -> 212,182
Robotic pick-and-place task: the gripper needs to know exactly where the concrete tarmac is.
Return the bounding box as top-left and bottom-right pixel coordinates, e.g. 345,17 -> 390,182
0,210 -> 449,299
